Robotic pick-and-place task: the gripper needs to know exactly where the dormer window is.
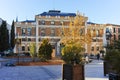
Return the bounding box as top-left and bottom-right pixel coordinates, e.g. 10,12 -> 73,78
46,15 -> 48,18
65,16 -> 68,19
48,15 -> 50,18
58,16 -> 60,18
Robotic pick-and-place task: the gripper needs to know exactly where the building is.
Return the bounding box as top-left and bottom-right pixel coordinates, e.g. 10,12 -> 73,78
14,10 -> 120,57
14,20 -> 36,54
15,10 -> 79,58
86,22 -> 106,54
105,24 -> 120,45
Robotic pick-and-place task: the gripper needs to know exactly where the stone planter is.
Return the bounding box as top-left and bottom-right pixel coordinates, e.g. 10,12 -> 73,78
104,61 -> 111,76
62,64 -> 84,80
104,61 -> 109,76
109,73 -> 120,80
104,61 -> 114,76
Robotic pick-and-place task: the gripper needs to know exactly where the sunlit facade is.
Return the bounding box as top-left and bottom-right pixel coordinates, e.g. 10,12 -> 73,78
14,10 -> 120,57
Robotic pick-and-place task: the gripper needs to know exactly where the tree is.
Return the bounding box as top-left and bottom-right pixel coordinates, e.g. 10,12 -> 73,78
38,39 -> 52,61
10,20 -> 15,50
105,49 -> 120,75
60,13 -> 92,64
0,20 -> 10,52
60,13 -> 91,45
62,42 -> 85,64
29,42 -> 36,62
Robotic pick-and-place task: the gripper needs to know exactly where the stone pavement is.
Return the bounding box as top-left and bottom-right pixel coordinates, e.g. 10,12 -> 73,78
0,60 -> 108,80
85,60 -> 108,80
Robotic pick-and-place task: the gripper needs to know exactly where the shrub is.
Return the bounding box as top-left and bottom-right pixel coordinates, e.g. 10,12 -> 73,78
38,39 -> 52,61
62,43 -> 84,64
104,49 -> 120,74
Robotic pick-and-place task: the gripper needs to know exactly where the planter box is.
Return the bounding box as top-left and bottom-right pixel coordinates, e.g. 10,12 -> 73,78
104,61 -> 113,76
109,73 -> 120,80
103,61 -> 115,76
104,61 -> 109,76
62,64 -> 84,80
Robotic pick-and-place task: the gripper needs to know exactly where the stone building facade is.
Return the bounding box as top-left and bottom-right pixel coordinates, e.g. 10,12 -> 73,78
15,10 -> 78,57
14,10 -> 120,57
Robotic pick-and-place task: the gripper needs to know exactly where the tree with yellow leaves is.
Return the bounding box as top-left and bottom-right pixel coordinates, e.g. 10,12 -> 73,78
29,42 -> 36,62
60,12 -> 92,64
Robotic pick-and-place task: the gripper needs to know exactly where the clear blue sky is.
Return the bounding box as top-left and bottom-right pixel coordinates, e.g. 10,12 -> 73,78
0,0 -> 120,25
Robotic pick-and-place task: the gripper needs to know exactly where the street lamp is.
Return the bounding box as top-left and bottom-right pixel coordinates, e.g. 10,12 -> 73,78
16,34 -> 21,64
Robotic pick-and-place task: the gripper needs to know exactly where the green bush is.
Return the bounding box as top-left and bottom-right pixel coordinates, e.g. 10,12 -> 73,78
38,39 -> 52,61
62,43 -> 84,64
104,49 -> 120,74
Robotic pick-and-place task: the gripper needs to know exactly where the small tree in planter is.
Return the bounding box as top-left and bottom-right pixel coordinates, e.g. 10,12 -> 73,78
104,49 -> 120,79
62,42 -> 85,80
38,39 -> 52,61
62,42 -> 84,64
60,13 -> 92,80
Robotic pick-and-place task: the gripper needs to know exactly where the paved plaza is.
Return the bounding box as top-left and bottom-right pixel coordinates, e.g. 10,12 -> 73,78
85,60 -> 108,80
0,60 -> 108,80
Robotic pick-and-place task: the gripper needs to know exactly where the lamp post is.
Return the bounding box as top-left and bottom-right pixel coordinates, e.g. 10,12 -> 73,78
16,34 -> 21,64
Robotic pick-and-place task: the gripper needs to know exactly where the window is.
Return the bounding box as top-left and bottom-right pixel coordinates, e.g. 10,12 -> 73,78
41,28 -> 45,36
80,29 -> 84,35
114,34 -> 116,40
22,28 -> 26,36
118,28 -> 120,33
118,35 -> 120,40
22,46 -> 25,51
65,16 -> 68,19
60,21 -> 63,25
96,30 -> 99,37
58,16 -> 60,18
39,20 -> 45,25
51,28 -> 55,36
41,20 -> 45,25
91,47 -> 94,51
28,46 -> 30,51
106,28 -> 109,33
27,28 -> 32,36
39,38 -> 41,41
96,47 -> 99,51
28,38 -> 31,41
51,21 -> 55,25
113,28 -> 116,33
22,38 -> 26,41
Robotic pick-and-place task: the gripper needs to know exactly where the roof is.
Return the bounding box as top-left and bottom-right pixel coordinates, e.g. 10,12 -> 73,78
37,10 -> 76,17
106,23 -> 120,26
87,22 -> 96,24
21,20 -> 35,23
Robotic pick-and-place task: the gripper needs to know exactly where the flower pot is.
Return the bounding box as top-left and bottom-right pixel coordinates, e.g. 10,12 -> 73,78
62,64 -> 84,80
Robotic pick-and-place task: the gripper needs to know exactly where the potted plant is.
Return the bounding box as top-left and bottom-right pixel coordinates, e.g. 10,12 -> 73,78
104,40 -> 120,79
62,42 -> 85,80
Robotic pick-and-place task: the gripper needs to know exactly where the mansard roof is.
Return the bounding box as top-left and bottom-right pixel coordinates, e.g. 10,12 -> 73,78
87,22 -> 96,24
37,10 -> 76,17
21,20 -> 35,23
